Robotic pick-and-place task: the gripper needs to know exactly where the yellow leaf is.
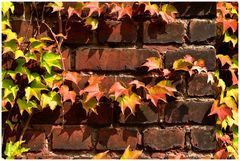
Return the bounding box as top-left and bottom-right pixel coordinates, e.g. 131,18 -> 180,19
93,150 -> 109,159
120,145 -> 142,159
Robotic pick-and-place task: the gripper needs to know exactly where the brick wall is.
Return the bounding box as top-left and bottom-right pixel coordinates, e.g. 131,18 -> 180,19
6,2 -> 217,159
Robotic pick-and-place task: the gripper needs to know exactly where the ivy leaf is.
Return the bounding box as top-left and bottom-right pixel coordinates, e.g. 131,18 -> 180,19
85,17 -> 99,30
129,80 -> 145,89
111,3 -> 132,20
44,73 -> 63,89
146,86 -> 167,106
3,39 -> 17,54
83,2 -> 101,17
40,91 -> 61,110
230,69 -> 238,85
29,38 -> 46,52
223,31 -> 238,47
208,100 -> 233,122
222,96 -> 237,111
25,69 -> 40,84
2,29 -> 17,42
6,120 -> 15,131
109,82 -> 129,100
2,1 -> 14,16
142,57 -> 162,71
47,2 -> 64,13
93,150 -> 109,159
214,149 -> 228,159
156,80 -> 176,96
62,71 -> 81,85
40,52 -> 62,74
25,52 -> 37,62
4,141 -> 29,159
117,93 -> 141,115
7,70 -> 18,80
173,58 -> 193,71
226,145 -> 238,159
223,19 -> 238,34
120,145 -> 142,159
17,98 -> 37,115
144,2 -> 159,16
226,86 -> 238,102
25,80 -> 48,101
59,85 -> 76,103
80,95 -> 99,114
15,50 -> 25,59
2,79 -> 19,100
161,4 -> 178,18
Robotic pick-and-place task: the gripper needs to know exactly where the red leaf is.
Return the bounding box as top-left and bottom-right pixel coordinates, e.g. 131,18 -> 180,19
230,69 -> 238,85
214,149 -> 228,159
146,85 -> 168,106
68,6 -> 81,18
109,82 -> 129,100
223,19 -> 238,34
83,2 -> 102,17
62,71 -> 81,85
216,134 -> 232,144
111,3 -> 132,20
217,2 -> 230,16
59,85 -> 76,103
208,100 -> 233,122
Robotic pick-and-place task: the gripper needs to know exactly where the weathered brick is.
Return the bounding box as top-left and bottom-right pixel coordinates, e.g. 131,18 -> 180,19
61,48 -> 71,70
164,99 -> 215,124
117,102 -> 159,124
164,46 -> 216,70
191,126 -> 216,151
143,127 -> 185,151
97,20 -> 138,43
187,73 -> 216,97
52,125 -> 93,150
143,20 -> 186,44
174,2 -> 216,18
96,128 -> 141,150
75,48 -> 159,71
189,19 -> 216,42
55,102 -> 113,125
151,152 -> 166,159
22,130 -> 46,152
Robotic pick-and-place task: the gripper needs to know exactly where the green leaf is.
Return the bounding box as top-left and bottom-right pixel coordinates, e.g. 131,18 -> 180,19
40,52 -> 62,73
15,58 -> 27,74
161,4 -> 178,14
3,39 -> 17,54
7,70 -> 17,80
25,80 -> 47,101
25,52 -> 37,62
44,73 -> 62,88
15,50 -> 25,59
2,1 -> 14,16
173,58 -> 192,71
2,79 -> 19,100
223,31 -> 238,47
85,17 -> 99,30
40,91 -> 61,110
25,69 -> 40,84
80,94 -> 99,114
4,141 -> 29,159
17,98 -> 37,115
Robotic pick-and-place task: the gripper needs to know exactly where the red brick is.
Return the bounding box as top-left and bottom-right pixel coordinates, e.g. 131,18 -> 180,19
143,20 -> 186,44
189,19 -> 216,43
61,48 -> 71,70
52,125 -> 93,150
143,127 -> 185,151
97,20 -> 138,43
191,126 -> 216,151
96,128 -> 141,150
117,102 -> 159,124
187,73 -> 216,97
151,152 -> 166,159
164,99 -> 215,124
75,48 -> 159,71
54,102 -> 113,125
22,130 -> 46,152
164,46 -> 216,70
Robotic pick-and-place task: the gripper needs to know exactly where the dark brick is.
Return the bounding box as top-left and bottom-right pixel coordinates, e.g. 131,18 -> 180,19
11,20 -> 57,40
191,126 -> 216,151
143,20 -> 186,44
64,21 -> 94,44
30,107 -> 61,124
164,99 -> 215,124
118,102 -> 159,124
174,2 -> 216,18
164,46 -> 216,70
22,130 -> 46,152
143,127 -> 185,151
97,20 -> 138,43
75,48 -> 159,71
55,102 -> 113,125
189,19 -> 216,42
96,128 -> 141,150
187,73 -> 216,97
52,125 -> 93,150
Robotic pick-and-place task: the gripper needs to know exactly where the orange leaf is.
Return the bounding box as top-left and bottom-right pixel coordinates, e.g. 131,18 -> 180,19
117,93 -> 141,115
142,57 -> 162,71
59,85 -> 76,103
109,82 -> 129,100
62,71 -> 81,85
214,149 -> 228,159
129,80 -> 145,89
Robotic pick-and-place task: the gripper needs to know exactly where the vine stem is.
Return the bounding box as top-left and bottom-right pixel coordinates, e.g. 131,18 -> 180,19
19,113 -> 33,142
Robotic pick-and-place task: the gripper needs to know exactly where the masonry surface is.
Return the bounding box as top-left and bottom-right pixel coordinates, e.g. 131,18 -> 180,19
3,2 -> 217,159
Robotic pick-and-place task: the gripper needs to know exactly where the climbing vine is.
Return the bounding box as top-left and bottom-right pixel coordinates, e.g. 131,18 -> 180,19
1,1 -> 238,159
